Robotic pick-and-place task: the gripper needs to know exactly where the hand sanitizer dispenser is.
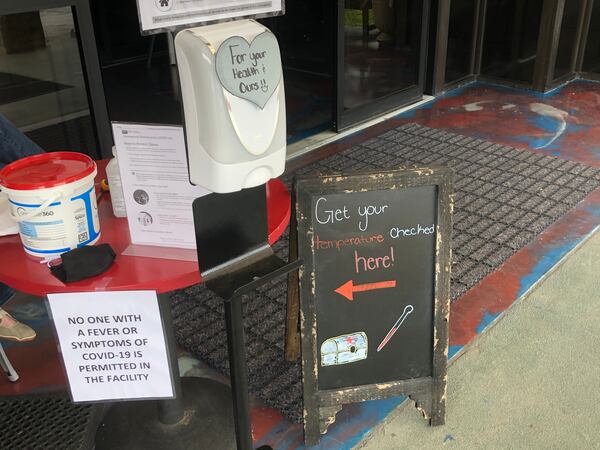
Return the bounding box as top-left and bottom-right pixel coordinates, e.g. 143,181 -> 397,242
175,20 -> 286,193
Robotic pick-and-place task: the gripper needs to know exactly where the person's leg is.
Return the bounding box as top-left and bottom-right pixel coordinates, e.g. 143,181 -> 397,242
0,308 -> 36,341
0,113 -> 41,341
0,113 -> 43,168
0,285 -> 36,341
0,277 -> 35,343
0,281 -> 35,343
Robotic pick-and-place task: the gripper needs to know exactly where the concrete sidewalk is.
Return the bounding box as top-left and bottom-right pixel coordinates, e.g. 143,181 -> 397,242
359,229 -> 600,449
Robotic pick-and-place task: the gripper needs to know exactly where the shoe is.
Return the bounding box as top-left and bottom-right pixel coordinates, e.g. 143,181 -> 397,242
0,308 -> 36,342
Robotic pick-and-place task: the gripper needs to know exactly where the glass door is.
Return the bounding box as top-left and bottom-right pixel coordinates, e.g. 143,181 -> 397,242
579,0 -> 600,79
335,0 -> 429,131
260,2 -> 336,144
551,0 -> 585,83
479,0 -> 544,87
0,1 -> 111,159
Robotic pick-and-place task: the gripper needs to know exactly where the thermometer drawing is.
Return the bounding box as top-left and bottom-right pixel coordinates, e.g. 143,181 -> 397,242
376,304 -> 414,352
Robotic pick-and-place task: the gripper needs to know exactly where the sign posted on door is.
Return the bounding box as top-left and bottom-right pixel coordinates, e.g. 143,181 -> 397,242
135,0 -> 284,34
47,290 -> 175,403
295,168 -> 453,445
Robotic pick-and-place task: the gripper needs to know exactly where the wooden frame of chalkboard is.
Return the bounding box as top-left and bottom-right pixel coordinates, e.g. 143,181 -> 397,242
295,167 -> 453,446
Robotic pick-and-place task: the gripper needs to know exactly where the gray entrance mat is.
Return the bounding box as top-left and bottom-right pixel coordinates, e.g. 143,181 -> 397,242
0,394 -> 103,449
171,123 -> 600,422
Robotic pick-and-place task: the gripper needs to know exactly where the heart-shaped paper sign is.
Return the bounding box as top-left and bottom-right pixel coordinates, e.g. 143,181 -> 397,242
215,32 -> 282,110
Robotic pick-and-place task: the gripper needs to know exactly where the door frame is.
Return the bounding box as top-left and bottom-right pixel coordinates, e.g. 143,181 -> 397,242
1,0 -> 112,158
431,0 -> 594,93
429,0 -> 484,95
334,0 -> 430,131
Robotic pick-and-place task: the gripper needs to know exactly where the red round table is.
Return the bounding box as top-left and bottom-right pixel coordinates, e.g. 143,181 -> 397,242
0,161 -> 291,450
0,164 -> 291,296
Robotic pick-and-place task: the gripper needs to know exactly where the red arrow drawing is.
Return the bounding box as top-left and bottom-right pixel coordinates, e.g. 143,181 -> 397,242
334,279 -> 396,301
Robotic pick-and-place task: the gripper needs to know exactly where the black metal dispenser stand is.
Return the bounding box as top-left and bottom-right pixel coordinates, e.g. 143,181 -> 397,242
193,183 -> 301,450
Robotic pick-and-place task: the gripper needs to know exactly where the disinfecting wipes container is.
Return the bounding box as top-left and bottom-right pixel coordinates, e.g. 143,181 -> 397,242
0,152 -> 100,257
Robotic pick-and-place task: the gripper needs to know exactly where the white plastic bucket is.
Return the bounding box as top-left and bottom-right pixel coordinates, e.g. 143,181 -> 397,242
0,152 -> 100,257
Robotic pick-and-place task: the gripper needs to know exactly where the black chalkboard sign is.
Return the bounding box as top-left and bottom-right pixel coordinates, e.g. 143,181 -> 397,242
295,168 -> 453,445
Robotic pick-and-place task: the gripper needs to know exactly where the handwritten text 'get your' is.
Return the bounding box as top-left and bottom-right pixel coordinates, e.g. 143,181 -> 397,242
315,197 -> 388,232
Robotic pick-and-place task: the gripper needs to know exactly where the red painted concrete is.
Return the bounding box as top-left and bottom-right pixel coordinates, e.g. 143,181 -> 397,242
251,406 -> 285,442
450,187 -> 600,348
402,81 -> 600,168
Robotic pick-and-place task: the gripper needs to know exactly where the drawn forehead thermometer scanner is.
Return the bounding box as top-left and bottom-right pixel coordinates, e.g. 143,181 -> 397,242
377,304 -> 414,352
175,19 -> 301,450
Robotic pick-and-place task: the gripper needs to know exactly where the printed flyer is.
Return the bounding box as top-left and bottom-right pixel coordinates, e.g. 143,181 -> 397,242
136,0 -> 283,33
112,122 -> 209,249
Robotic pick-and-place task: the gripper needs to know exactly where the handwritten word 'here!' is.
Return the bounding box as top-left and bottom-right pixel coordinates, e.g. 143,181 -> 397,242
315,197 -> 388,231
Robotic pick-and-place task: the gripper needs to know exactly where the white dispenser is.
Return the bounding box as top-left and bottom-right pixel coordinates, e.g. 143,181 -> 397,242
175,20 -> 286,193
106,146 -> 126,217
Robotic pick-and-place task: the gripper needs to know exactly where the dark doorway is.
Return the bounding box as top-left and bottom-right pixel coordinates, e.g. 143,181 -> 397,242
445,0 -> 479,85
480,0 -> 544,86
260,2 -> 336,143
582,0 -> 600,75
336,0 -> 429,130
553,0 -> 584,81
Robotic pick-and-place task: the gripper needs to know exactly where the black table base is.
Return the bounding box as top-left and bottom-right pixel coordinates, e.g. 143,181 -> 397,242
95,377 -> 236,450
94,292 -> 236,449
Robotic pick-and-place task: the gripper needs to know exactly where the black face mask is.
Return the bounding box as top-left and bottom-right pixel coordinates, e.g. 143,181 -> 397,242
50,244 -> 116,283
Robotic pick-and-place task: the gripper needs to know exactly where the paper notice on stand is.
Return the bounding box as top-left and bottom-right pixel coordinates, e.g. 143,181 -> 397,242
135,0 -> 283,34
47,290 -> 174,403
112,122 -> 209,249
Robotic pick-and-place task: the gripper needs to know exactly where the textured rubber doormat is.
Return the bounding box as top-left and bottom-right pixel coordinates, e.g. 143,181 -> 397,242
0,72 -> 71,105
0,395 -> 102,449
171,123 -> 600,422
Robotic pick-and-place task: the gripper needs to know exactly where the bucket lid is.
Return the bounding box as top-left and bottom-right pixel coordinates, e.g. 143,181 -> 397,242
0,151 -> 96,190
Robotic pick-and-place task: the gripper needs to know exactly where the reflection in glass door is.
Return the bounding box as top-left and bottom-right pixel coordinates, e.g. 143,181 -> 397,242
0,8 -> 97,157
445,0 -> 479,85
336,0 -> 428,130
260,2 -> 336,144
480,0 -> 544,86
581,0 -> 600,76
552,0 -> 584,83
0,2 -> 110,159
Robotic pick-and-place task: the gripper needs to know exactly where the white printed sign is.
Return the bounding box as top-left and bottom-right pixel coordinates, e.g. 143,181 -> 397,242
136,0 -> 284,34
47,291 -> 174,402
112,122 -> 209,250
